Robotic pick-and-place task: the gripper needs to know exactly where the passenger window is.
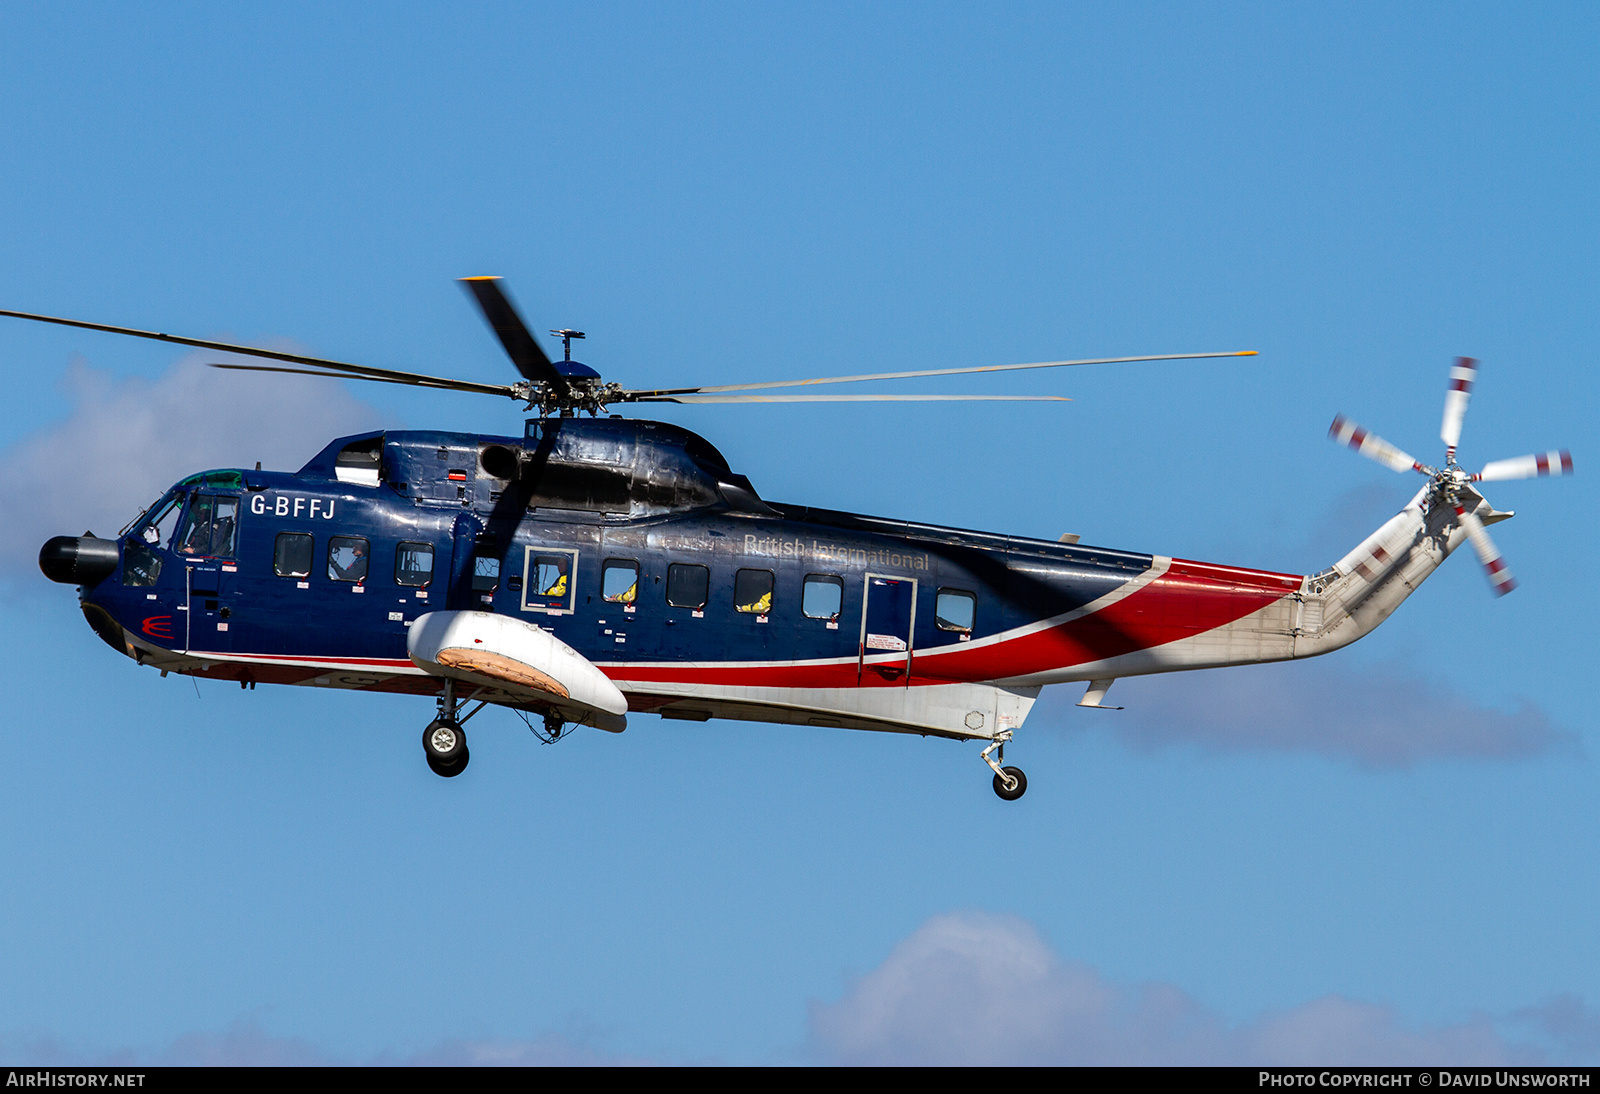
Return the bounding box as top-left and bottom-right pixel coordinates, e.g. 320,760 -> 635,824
735,568 -> 774,614
666,563 -> 709,609
935,589 -> 976,634
802,574 -> 843,620
328,536 -> 370,582
532,555 -> 570,599
472,555 -> 500,592
274,533 -> 314,578
395,542 -> 434,587
603,559 -> 640,603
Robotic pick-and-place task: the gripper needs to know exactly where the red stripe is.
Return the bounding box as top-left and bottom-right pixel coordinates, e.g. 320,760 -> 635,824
1561,451 -> 1574,473
609,560 -> 1299,689
1536,453 -> 1549,474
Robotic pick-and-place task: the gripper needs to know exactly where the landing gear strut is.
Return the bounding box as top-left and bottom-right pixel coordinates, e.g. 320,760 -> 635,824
424,681 -> 470,778
981,730 -> 1027,801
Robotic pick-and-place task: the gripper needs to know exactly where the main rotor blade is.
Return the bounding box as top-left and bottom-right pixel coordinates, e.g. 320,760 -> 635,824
617,350 -> 1257,399
1441,356 -> 1478,455
1328,415 -> 1426,474
208,362 -> 517,398
630,393 -> 1070,404
0,307 -> 487,390
1455,504 -> 1516,596
458,277 -> 563,389
1474,449 -> 1574,482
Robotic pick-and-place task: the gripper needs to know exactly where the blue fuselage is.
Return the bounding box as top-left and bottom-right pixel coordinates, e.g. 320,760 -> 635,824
77,419 -> 1158,689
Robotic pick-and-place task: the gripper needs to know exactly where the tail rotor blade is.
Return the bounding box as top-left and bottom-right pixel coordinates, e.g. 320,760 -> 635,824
1474,449 -> 1574,482
1329,415 -> 1426,474
1455,504 -> 1516,596
1440,356 -> 1478,457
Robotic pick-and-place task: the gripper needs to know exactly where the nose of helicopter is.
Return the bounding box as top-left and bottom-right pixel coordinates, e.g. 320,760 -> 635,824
39,535 -> 120,586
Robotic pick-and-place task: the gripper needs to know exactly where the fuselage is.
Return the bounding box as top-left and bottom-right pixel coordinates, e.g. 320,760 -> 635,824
62,417 -> 1394,740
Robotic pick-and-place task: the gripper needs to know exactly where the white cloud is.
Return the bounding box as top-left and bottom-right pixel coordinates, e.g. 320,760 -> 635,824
808,912 -> 1547,1066
0,351 -> 386,583
1055,659 -> 1573,768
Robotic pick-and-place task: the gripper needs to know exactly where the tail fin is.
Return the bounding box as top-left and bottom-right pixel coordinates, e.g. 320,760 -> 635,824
1292,484 -> 1507,658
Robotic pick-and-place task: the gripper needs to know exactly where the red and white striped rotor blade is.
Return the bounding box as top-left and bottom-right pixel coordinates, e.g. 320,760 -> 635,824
1329,415 -> 1425,473
1454,504 -> 1516,596
1440,356 -> 1478,455
1474,449 -> 1574,482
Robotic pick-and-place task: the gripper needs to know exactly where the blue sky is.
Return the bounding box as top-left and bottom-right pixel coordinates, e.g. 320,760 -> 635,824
1,2 -> 1597,1064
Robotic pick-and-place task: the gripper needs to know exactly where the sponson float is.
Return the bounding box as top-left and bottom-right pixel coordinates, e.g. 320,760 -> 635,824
14,283 -> 1573,796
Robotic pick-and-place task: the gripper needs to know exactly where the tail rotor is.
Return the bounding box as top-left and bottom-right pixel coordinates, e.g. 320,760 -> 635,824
1328,415 -> 1429,475
1329,356 -> 1571,596
1453,502 -> 1518,597
1473,450 -> 1574,482
1440,355 -> 1477,463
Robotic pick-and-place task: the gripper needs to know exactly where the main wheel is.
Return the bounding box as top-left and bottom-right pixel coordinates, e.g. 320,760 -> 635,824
423,718 -> 466,763
427,745 -> 470,778
992,765 -> 1027,801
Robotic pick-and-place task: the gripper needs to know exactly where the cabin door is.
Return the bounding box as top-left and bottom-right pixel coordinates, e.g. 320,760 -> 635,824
858,574 -> 917,685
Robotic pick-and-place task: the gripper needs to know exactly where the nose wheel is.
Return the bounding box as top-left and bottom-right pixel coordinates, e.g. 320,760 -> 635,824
981,730 -> 1027,801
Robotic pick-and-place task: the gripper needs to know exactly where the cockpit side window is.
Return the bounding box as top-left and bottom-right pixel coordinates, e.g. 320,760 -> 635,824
129,490 -> 184,549
211,497 -> 238,557
176,494 -> 239,557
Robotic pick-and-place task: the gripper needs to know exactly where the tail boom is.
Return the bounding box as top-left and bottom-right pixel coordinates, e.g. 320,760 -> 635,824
993,484 -> 1482,687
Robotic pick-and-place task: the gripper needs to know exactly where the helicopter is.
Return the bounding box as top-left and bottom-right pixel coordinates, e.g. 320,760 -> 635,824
10,281 -> 1574,798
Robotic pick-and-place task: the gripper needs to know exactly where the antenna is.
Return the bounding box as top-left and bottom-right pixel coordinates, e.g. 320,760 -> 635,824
550,329 -> 585,362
